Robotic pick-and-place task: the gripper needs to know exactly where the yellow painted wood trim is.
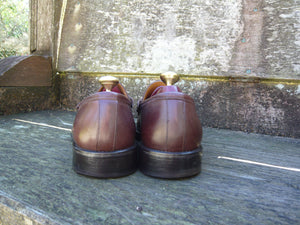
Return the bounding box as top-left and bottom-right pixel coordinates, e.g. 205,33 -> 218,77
56,71 -> 300,85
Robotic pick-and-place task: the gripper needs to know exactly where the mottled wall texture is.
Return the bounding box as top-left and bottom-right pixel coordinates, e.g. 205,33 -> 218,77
55,0 -> 300,79
59,73 -> 300,138
53,0 -> 300,138
52,0 -> 300,137
2,0 -> 299,137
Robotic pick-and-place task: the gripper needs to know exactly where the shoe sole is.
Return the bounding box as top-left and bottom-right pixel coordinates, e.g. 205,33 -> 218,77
73,142 -> 138,178
138,143 -> 202,179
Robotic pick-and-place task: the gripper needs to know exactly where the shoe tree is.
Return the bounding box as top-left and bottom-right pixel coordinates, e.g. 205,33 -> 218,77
99,76 -> 119,92
160,71 -> 180,86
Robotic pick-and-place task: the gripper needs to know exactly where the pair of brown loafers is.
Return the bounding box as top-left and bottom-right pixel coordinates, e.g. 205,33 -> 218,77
72,72 -> 202,179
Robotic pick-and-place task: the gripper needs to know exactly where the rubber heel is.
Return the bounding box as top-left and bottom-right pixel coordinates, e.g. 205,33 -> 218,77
139,144 -> 202,179
73,143 -> 137,178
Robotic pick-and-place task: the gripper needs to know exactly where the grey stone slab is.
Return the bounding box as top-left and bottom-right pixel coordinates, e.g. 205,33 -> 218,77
56,0 -> 243,74
0,190 -> 60,225
0,111 -> 299,224
59,73 -> 300,138
54,0 -> 300,78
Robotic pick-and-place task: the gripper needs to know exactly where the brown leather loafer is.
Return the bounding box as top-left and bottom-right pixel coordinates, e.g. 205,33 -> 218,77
137,72 -> 203,179
72,76 -> 137,178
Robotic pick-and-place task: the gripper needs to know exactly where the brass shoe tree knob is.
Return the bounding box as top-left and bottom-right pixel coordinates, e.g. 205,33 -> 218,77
160,71 -> 180,86
99,76 -> 119,92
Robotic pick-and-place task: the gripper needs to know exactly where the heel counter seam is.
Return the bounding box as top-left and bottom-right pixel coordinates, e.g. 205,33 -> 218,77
113,101 -> 118,150
182,100 -> 186,151
166,99 -> 169,152
96,100 -> 101,150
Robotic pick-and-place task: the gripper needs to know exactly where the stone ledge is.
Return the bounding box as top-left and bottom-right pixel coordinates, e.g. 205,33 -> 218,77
0,111 -> 299,224
0,191 -> 60,225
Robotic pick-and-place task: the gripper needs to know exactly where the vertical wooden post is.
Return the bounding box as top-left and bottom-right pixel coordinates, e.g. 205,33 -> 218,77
30,0 -> 37,53
29,0 -> 53,56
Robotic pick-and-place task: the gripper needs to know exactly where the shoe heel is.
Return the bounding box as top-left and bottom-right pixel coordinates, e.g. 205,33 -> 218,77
139,144 -> 202,179
73,143 -> 137,178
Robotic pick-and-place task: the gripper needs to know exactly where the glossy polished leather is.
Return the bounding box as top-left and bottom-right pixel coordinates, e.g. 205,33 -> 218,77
138,81 -> 202,152
73,84 -> 136,152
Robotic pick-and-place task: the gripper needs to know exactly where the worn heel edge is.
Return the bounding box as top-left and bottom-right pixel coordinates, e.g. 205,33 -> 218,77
139,144 -> 202,179
73,143 -> 138,178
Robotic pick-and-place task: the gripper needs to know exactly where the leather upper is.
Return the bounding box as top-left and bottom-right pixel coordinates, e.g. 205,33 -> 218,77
73,84 -> 135,152
138,81 -> 202,152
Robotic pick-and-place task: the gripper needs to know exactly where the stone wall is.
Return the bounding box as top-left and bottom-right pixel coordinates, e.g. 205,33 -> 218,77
54,0 -> 299,79
53,0 -> 300,137
2,0 -> 299,137
0,86 -> 57,115
0,55 -> 56,115
59,73 -> 300,138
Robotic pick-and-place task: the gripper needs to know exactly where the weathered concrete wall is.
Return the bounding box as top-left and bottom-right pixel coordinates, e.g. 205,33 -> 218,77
59,73 -> 300,138
1,1 -> 299,138
34,0 -> 300,138
262,0 -> 300,77
0,86 -> 58,115
55,0 -> 300,79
